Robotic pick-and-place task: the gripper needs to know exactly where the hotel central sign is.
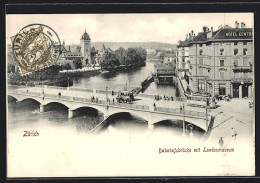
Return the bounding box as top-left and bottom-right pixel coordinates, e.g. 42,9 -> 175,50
225,31 -> 252,37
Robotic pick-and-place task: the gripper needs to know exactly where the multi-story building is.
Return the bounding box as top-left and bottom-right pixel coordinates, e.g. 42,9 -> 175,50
163,52 -> 175,65
55,29 -> 92,68
176,35 -> 191,82
188,22 -> 253,99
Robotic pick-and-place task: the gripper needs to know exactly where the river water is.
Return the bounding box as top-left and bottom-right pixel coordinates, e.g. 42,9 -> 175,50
72,61 -> 177,96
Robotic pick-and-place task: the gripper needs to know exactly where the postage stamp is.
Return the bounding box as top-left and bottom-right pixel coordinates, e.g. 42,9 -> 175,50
10,24 -> 61,75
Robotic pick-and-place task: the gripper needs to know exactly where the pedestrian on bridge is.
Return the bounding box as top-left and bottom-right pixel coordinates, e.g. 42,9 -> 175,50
153,102 -> 157,111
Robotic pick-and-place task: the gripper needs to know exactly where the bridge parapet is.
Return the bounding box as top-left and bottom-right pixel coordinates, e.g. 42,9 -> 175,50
9,90 -> 42,97
110,102 -> 149,111
69,87 -> 93,93
46,86 -> 67,90
186,95 -> 207,102
8,86 -> 207,120
137,93 -> 186,102
156,106 -> 205,118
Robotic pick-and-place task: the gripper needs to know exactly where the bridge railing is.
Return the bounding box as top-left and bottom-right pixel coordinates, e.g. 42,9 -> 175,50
69,87 -> 93,93
186,95 -> 207,102
45,93 -> 60,99
46,86 -> 67,90
138,93 -> 187,102
35,85 -> 44,88
72,97 -> 106,105
156,106 -> 205,118
109,102 -> 149,111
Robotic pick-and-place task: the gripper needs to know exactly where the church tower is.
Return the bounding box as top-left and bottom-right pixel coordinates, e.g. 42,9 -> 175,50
80,29 -> 91,67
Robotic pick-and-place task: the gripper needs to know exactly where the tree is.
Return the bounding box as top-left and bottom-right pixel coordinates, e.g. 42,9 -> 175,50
159,52 -> 165,62
62,63 -> 72,70
101,51 -> 119,69
115,47 -> 126,65
73,58 -> 83,69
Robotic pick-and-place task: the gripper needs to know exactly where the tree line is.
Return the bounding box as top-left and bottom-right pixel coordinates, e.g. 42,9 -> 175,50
101,47 -> 147,69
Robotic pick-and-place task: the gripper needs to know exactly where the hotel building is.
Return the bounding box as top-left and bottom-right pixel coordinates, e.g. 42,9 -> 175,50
188,22 -> 253,98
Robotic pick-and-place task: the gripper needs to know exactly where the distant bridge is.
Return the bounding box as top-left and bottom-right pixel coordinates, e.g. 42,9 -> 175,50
7,85 -> 211,132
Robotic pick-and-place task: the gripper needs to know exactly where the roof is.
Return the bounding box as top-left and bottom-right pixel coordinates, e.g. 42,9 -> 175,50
81,30 -> 91,40
177,39 -> 190,47
212,27 -> 253,40
189,25 -> 253,44
53,45 -> 67,53
154,63 -> 174,69
164,53 -> 175,57
64,51 -> 82,57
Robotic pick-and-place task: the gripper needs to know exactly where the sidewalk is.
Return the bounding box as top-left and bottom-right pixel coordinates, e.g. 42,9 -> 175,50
208,98 -> 254,147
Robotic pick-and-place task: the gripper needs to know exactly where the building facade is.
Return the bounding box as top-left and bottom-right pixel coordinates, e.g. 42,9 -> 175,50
163,52 -> 175,65
188,22 -> 253,99
176,36 -> 191,80
80,29 -> 91,67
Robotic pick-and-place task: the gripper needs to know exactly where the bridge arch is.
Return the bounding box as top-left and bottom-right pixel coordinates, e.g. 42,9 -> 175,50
70,106 -> 105,119
19,97 -> 42,104
153,118 -> 206,133
153,119 -> 206,137
43,101 -> 70,113
7,95 -> 18,102
44,101 -> 70,110
100,112 -> 149,133
8,94 -> 43,104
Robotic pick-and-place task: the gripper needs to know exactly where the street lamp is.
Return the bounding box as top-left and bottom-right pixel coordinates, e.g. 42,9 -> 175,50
67,76 -> 70,88
182,102 -> 185,136
205,96 -> 210,130
106,86 -> 108,109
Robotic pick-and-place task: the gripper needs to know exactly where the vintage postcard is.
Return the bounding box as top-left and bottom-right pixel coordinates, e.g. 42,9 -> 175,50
6,13 -> 254,177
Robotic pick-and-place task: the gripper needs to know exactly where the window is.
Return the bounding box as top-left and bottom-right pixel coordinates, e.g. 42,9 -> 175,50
234,60 -> 238,66
243,48 -> 247,55
234,49 -> 238,55
220,60 -> 224,66
199,44 -> 202,47
199,49 -> 203,55
220,48 -> 224,55
182,58 -> 185,62
234,41 -> 238,45
243,41 -> 247,45
219,71 -> 225,79
198,80 -> 205,90
219,85 -> 226,95
199,58 -> 203,65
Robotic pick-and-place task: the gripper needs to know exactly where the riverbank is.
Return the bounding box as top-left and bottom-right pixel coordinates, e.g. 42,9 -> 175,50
104,63 -> 146,72
59,66 -> 101,73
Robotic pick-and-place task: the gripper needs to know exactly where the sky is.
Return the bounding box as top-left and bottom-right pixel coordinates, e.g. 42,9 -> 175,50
6,13 -> 253,45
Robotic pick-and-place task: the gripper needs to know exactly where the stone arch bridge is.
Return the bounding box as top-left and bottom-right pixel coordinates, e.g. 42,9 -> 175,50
7,87 -> 211,133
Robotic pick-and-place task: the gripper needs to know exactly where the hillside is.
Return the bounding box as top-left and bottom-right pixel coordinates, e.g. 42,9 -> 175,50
91,42 -> 177,51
